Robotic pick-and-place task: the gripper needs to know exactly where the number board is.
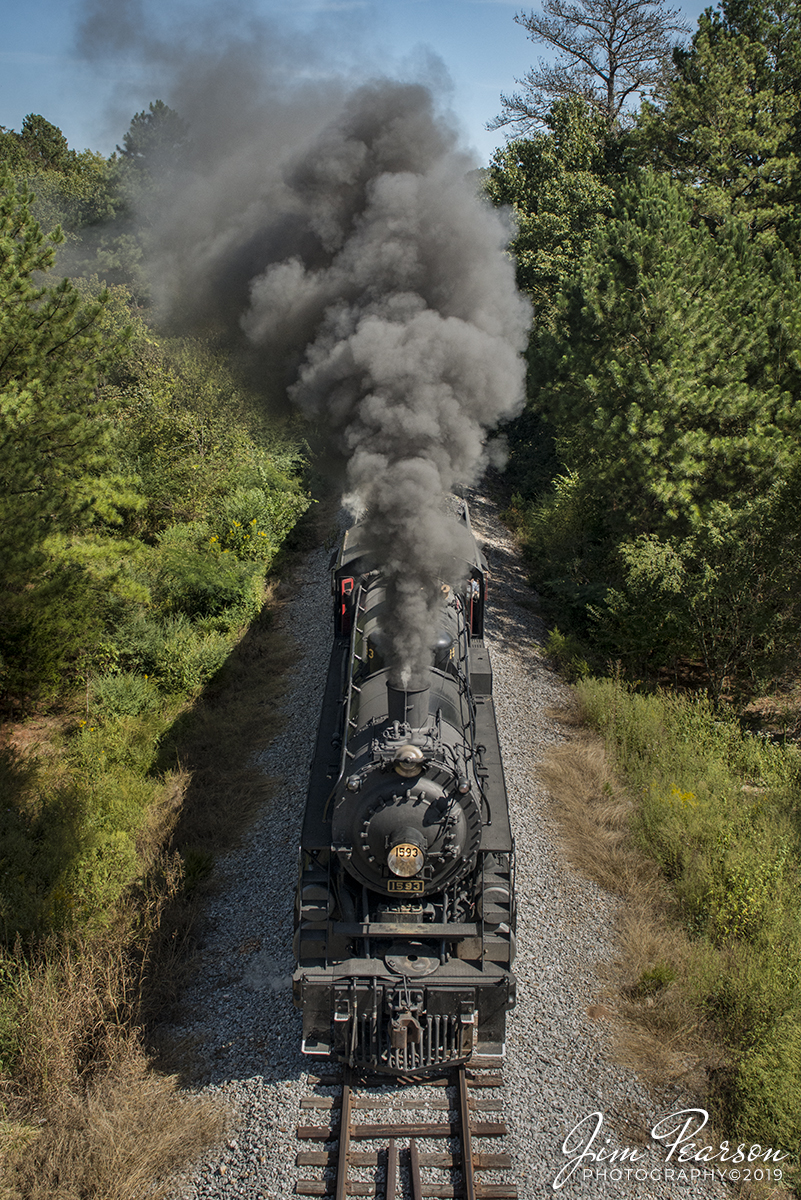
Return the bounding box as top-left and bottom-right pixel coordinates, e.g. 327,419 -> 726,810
387,879 -> 425,893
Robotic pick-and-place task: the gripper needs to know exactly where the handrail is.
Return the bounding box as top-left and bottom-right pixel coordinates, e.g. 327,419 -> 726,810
323,581 -> 368,820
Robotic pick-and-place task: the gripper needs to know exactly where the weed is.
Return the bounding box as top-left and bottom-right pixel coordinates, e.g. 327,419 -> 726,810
546,626 -> 591,680
213,485 -> 310,563
627,962 -> 676,999
92,671 -> 161,718
180,848 -> 214,895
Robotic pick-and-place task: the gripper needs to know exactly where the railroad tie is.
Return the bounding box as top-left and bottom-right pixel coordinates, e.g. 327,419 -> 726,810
295,1064 -> 518,1199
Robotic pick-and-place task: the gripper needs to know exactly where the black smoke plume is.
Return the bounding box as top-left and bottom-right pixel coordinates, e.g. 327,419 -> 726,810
241,82 -> 531,682
78,6 -> 531,684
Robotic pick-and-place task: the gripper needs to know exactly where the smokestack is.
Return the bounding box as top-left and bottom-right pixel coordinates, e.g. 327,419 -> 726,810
387,678 -> 431,730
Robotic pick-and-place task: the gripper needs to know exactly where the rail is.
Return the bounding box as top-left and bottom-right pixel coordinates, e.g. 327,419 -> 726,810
295,1062 -> 518,1199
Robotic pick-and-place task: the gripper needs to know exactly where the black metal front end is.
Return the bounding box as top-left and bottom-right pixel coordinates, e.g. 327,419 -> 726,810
295,970 -> 513,1073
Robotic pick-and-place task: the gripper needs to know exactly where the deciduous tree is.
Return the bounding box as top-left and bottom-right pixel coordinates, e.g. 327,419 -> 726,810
485,98 -> 615,324
491,0 -> 689,134
0,116 -> 119,240
593,502 -> 784,699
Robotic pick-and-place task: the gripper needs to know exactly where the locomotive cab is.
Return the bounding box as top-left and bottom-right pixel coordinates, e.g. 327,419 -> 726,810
332,502 -> 488,640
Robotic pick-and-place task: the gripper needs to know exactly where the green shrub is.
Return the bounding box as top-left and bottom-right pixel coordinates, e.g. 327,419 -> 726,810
212,485 -> 310,563
0,747 -> 86,940
47,724 -> 165,927
0,564 -> 108,701
110,611 -> 232,694
546,626 -> 590,680
154,535 -> 263,621
67,829 -> 140,927
91,671 -> 160,717
512,469 -> 611,625
74,713 -> 172,787
729,1012 -> 801,1149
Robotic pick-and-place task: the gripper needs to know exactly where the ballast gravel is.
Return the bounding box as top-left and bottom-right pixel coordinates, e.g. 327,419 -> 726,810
166,490 -> 732,1200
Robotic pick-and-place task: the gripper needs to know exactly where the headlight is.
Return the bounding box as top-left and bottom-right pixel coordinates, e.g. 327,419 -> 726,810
387,841 -> 425,877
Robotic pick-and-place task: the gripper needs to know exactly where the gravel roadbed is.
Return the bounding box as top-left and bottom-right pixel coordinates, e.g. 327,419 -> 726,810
166,491 -> 730,1200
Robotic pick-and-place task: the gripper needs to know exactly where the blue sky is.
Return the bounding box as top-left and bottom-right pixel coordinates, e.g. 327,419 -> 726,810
1,0 -> 710,166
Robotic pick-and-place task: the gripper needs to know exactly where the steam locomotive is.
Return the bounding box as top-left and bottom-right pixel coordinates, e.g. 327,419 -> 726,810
292,502 -> 516,1073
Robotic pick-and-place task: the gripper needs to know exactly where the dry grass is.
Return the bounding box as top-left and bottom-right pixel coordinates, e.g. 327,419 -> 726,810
540,724 -> 723,1092
2,1060 -> 225,1200
539,734 -> 639,895
0,931 -> 226,1200
0,548 -> 320,1197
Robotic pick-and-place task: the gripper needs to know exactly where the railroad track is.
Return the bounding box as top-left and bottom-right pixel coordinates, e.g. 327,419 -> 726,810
296,1061 -> 518,1199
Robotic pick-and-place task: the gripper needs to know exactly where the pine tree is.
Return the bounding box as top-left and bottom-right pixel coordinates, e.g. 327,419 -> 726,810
116,101 -> 191,182
491,0 -> 689,134
0,170 -> 125,579
533,171 -> 801,536
637,6 -> 801,246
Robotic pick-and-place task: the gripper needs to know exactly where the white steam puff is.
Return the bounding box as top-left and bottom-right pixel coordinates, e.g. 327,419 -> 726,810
242,82 -> 532,684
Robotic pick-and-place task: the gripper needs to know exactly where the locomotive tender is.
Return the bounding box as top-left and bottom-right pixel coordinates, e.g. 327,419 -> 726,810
293,502 -> 516,1073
